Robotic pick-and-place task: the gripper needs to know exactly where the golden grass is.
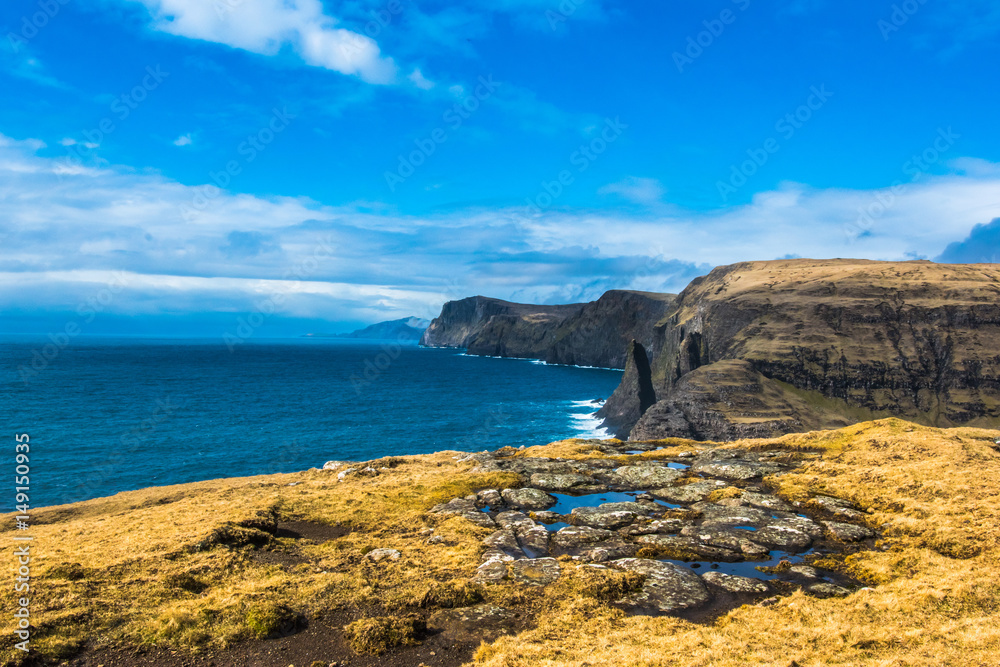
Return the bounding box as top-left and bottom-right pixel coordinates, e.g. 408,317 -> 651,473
474,419 -> 1000,666
3,419 -> 1000,666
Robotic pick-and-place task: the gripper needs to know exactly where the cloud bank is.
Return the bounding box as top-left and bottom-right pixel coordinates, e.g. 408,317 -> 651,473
1,132 -> 999,329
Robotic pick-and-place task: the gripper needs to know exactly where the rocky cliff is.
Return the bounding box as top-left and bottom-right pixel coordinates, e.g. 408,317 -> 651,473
421,291 -> 676,369
611,259 -> 1000,440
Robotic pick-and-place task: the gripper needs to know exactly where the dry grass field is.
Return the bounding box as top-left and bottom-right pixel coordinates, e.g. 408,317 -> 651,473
3,418 -> 999,666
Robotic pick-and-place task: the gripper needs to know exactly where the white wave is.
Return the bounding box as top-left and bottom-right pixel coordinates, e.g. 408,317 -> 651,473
570,410 -> 612,439
569,399 -> 605,408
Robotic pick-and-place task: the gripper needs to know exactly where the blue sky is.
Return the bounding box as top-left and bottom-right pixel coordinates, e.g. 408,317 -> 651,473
1,0 -> 999,335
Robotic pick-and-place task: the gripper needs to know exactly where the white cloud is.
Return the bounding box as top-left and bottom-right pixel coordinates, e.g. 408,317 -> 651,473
125,0 -> 399,84
172,133 -> 193,146
598,176 -> 665,205
408,67 -> 435,90
1,132 -> 999,325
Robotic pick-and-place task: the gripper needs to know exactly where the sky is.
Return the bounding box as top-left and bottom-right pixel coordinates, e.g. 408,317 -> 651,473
1,0 -> 999,336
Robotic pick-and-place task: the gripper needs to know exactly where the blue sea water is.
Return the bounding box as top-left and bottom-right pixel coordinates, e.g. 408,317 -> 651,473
1,336 -> 622,508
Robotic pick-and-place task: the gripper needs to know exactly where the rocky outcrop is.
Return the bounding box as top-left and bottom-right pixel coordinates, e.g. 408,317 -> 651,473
611,259 -> 1000,440
421,291 -> 676,369
419,296 -> 584,351
432,439 -> 869,617
595,340 -> 658,438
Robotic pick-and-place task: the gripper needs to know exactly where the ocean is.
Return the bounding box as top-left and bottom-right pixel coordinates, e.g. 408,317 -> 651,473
2,336 -> 622,508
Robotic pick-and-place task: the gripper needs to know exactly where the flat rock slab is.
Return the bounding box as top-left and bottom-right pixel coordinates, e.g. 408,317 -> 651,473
553,525 -> 616,547
530,472 -> 598,491
501,487 -> 556,510
823,520 -> 875,541
650,480 -> 725,504
691,460 -> 784,480
366,548 -> 401,562
612,465 -> 684,488
431,497 -> 496,529
809,495 -> 867,521
701,571 -> 769,593
610,558 -> 712,613
508,558 -> 561,586
740,491 -> 793,512
570,507 -> 637,529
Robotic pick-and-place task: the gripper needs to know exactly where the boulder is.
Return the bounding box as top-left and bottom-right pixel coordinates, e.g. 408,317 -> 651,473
366,548 -> 401,563
701,571 -> 769,593
500,488 -> 556,511
508,558 -> 561,586
823,520 -> 875,542
530,472 -> 598,491
609,558 -> 712,613
612,464 -> 684,488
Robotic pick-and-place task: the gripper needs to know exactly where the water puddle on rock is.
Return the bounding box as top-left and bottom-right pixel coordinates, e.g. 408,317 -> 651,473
665,549 -> 813,580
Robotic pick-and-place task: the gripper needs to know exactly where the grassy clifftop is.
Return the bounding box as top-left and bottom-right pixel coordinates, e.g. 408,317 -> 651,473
4,419 -> 1000,666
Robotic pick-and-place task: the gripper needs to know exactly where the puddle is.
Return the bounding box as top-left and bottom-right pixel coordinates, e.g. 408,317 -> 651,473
664,549 -> 816,580
546,491 -> 679,515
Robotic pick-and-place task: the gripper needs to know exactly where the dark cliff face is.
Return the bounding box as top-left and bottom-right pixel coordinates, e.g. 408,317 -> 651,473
595,340 -> 657,438
421,291 -> 676,369
615,259 -> 1000,441
544,290 -> 676,369
419,296 -> 583,349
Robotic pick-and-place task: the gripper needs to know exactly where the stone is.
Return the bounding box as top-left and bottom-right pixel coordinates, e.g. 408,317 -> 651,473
823,520 -> 875,542
649,480 -> 722,504
500,487 -> 556,511
431,497 -> 496,529
768,513 -> 824,539
552,525 -> 616,548
680,526 -> 770,559
477,489 -> 503,509
788,565 -> 819,579
508,558 -> 561,586
570,507 -> 637,530
531,511 -> 564,524
322,460 -> 347,471
612,464 -> 684,488
366,548 -> 401,563
578,543 -> 639,563
809,495 -> 867,521
483,530 -> 525,559
696,503 -> 771,528
530,472 -> 597,491
609,558 -> 712,613
598,501 -> 656,515
472,559 -> 509,584
807,582 -> 851,598
517,525 -> 551,558
634,534 -> 743,562
752,525 -> 813,550
495,511 -> 535,533
691,459 -> 784,480
701,571 -> 769,593
740,491 -> 792,512
621,518 -> 686,536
